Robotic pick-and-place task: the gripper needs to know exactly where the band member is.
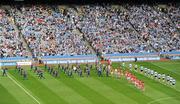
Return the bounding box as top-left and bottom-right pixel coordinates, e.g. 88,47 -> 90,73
2,67 -> 8,76
98,66 -> 102,77
23,70 -> 28,80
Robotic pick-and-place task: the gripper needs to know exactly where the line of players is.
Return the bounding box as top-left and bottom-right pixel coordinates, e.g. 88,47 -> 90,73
110,67 -> 145,91
122,63 -> 176,86
125,70 -> 145,91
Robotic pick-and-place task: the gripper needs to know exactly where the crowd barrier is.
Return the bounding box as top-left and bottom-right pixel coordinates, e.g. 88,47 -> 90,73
0,57 -> 32,67
0,57 -> 32,62
0,51 -> 180,66
160,51 -> 180,56
41,54 -> 98,64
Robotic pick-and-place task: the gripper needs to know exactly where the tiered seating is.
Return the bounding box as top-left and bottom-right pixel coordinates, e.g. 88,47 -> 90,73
0,9 -> 28,57
0,4 -> 179,57
11,6 -> 93,56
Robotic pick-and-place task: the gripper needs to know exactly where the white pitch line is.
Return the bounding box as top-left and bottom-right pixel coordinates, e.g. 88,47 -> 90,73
147,97 -> 176,104
7,73 -> 41,104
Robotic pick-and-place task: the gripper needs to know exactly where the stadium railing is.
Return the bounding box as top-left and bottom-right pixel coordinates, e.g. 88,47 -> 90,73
104,52 -> 160,62
0,51 -> 180,66
41,54 -> 98,64
160,51 -> 180,60
0,56 -> 32,66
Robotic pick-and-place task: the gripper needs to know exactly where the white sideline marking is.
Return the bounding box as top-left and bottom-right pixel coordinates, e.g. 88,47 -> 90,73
7,74 -> 41,104
147,97 -> 176,104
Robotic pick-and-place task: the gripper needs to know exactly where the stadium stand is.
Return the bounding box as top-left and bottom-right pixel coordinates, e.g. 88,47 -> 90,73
126,4 -> 180,52
0,8 -> 29,57
11,6 -> 93,57
0,4 -> 180,58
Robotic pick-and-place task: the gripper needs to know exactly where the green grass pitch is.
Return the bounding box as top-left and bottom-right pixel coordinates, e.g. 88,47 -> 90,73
0,60 -> 180,104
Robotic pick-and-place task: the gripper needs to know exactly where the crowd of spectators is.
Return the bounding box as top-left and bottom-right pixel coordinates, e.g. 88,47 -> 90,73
126,4 -> 180,52
11,6 -> 93,56
167,4 -> 180,30
0,9 -> 28,57
0,4 -> 179,57
76,5 -> 152,54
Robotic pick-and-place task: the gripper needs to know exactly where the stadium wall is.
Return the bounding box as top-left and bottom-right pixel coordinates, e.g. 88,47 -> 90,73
0,57 -> 32,67
0,51 -> 180,66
